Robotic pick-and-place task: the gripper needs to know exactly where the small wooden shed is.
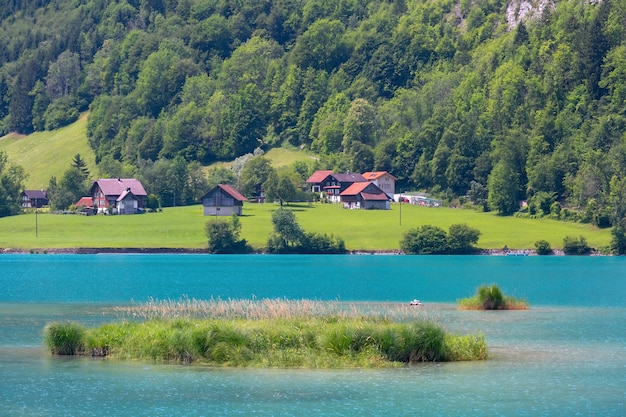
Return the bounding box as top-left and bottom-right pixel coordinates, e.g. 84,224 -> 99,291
201,184 -> 247,216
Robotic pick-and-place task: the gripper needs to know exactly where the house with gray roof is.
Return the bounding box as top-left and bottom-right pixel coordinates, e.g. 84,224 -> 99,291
21,190 -> 48,208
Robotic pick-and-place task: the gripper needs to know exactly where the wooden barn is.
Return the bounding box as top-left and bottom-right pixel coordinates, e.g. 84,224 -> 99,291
201,184 -> 247,216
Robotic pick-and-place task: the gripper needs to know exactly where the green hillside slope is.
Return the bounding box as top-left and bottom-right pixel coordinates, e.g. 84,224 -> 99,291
0,113 -> 96,189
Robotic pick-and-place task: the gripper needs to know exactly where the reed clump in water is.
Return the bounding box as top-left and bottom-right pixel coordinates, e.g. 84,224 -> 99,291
43,321 -> 86,355
44,298 -> 487,367
457,285 -> 529,310
113,297 -> 433,321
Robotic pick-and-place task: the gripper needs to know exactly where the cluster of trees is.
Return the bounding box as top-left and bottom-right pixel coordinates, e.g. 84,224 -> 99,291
206,209 -> 345,254
0,149 -> 26,217
400,223 -> 481,254
3,0 -> 626,227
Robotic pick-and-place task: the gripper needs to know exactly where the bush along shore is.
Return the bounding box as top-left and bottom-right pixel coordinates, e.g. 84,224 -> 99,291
43,299 -> 487,367
457,285 -> 529,310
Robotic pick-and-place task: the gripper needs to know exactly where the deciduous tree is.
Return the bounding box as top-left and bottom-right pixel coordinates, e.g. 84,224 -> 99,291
0,151 -> 27,217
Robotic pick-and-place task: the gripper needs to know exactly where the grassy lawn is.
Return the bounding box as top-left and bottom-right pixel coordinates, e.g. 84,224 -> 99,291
204,146 -> 317,174
263,147 -> 318,168
0,113 -> 97,189
0,203 -> 611,251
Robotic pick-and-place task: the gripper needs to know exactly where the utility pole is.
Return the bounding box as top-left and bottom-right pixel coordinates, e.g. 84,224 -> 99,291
34,197 -> 38,237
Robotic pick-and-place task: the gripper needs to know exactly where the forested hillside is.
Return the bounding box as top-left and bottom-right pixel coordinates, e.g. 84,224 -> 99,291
1,0 -> 626,226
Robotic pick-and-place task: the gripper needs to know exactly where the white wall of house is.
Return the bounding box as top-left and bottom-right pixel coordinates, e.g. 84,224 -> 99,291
203,206 -> 242,216
371,175 -> 395,197
116,197 -> 138,214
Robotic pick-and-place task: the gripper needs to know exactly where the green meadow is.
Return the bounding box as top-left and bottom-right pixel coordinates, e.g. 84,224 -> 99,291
0,202 -> 611,252
0,114 -> 97,190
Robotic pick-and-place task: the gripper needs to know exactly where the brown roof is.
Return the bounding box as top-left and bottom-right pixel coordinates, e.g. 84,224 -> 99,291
93,179 -> 147,197
360,192 -> 391,201
217,184 -> 247,201
306,170 -> 334,183
362,171 -> 397,181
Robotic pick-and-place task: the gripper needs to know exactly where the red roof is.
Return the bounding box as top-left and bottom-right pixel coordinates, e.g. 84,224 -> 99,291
341,182 -> 371,195
306,170 -> 333,183
340,182 -> 389,200
362,171 -> 397,181
93,179 -> 147,197
75,197 -> 94,207
217,184 -> 247,201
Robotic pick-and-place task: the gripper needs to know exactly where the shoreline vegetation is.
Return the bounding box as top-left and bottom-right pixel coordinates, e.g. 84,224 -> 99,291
1,247 -> 567,255
44,299 -> 487,367
457,285 -> 529,311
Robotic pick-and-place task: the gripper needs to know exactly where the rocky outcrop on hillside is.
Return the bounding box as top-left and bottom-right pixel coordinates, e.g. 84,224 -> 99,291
506,0 -> 555,29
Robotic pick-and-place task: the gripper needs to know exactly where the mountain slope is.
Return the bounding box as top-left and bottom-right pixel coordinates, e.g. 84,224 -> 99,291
0,113 -> 96,189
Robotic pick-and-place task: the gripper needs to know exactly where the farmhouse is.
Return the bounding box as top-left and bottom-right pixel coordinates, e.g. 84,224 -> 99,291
90,178 -> 147,214
340,182 -> 391,210
21,190 -> 48,208
306,171 -> 368,202
201,184 -> 247,216
305,170 -> 334,193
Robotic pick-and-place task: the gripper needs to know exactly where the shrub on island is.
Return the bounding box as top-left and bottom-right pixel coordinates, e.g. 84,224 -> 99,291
43,321 -> 85,355
43,300 -> 487,367
457,284 -> 528,310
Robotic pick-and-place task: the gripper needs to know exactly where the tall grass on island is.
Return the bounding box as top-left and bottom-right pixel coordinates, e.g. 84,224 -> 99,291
43,298 -> 487,367
457,285 -> 529,310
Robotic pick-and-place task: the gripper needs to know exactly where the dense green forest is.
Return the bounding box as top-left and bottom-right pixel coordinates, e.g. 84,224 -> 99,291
2,0 -> 626,226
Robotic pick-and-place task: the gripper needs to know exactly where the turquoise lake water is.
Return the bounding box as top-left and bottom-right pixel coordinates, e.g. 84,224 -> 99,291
0,254 -> 624,416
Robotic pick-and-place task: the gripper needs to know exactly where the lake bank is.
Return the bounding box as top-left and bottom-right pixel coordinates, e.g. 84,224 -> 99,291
0,246 -> 576,255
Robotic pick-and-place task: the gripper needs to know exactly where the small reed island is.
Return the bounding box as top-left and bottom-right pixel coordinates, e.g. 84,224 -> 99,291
44,298 -> 487,367
457,285 -> 529,310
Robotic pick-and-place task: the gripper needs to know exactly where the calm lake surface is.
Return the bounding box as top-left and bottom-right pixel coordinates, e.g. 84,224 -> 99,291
1,254 -> 624,416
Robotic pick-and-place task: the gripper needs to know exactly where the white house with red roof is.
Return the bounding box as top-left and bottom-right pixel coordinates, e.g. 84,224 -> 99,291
90,178 -> 148,214
362,171 -> 396,198
201,184 -> 247,216
340,182 -> 391,210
